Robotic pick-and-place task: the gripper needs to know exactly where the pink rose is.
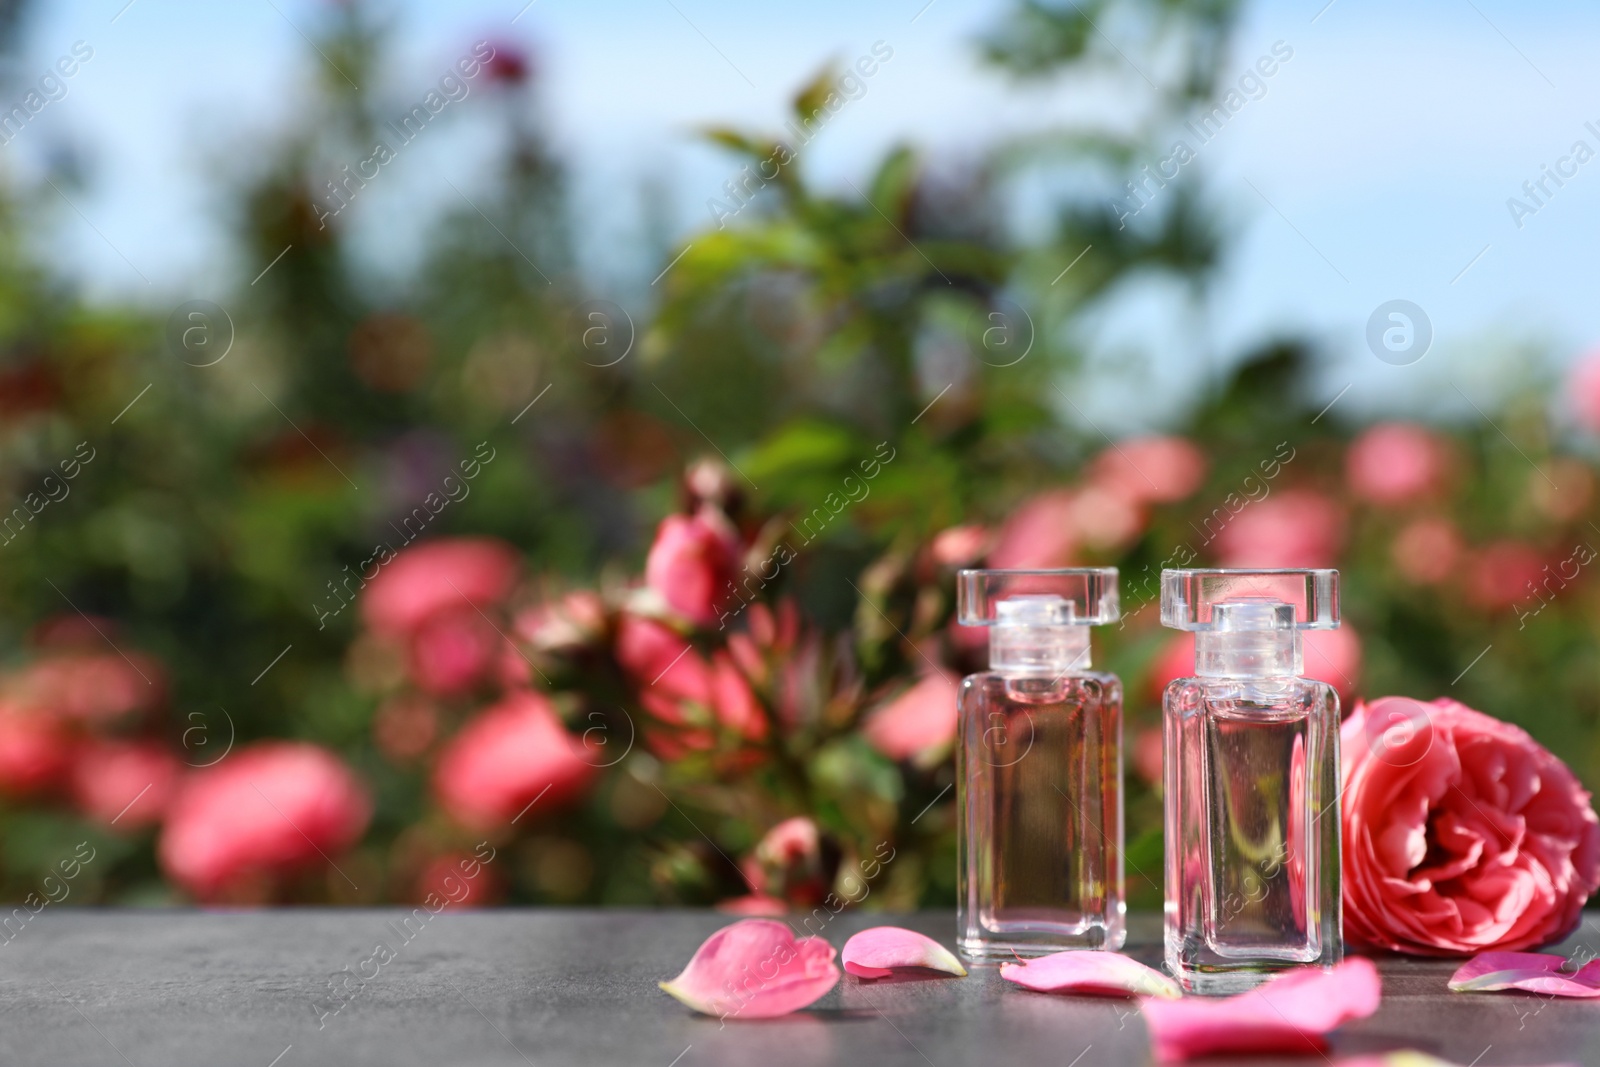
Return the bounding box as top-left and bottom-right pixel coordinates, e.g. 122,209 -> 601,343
361,537 -> 519,637
988,486 -> 1142,561
1342,697 -> 1600,955
70,740 -> 179,829
716,893 -> 789,916
1568,350 -> 1600,433
433,690 -> 595,829
14,652 -> 164,722
1066,484 -> 1144,552
1345,422 -> 1450,505
989,490 -> 1077,569
372,694 -> 438,763
159,742 -> 372,900
1215,489 -> 1344,568
1391,516 -> 1464,585
0,704 -> 71,796
644,507 -> 742,628
742,816 -> 828,907
1089,435 -> 1207,504
514,590 -> 607,653
928,525 -> 990,568
862,671 -> 959,764
1132,726 -> 1164,788
414,850 -> 503,908
1301,627 -> 1362,702
407,607 -> 499,696
1467,541 -> 1545,611
616,614 -> 713,724
1530,457 -> 1594,522
614,614 -> 765,740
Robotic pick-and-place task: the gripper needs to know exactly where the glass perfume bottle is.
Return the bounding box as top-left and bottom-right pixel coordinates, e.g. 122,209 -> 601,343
1161,568 -> 1342,994
956,567 -> 1124,962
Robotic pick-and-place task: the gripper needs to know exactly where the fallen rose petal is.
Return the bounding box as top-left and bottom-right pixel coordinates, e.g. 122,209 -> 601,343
841,927 -> 967,980
1000,950 -> 1179,999
1140,958 -> 1381,1062
1449,951 -> 1600,997
659,919 -> 839,1019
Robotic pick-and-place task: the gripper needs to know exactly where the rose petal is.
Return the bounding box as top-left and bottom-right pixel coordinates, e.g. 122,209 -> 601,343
659,919 -> 839,1019
841,927 -> 966,980
1140,958 -> 1381,1062
1449,950 -> 1600,997
999,950 -> 1180,999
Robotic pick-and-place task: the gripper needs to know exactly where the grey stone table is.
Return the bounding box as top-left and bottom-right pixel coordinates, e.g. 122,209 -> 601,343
3,909 -> 1597,1066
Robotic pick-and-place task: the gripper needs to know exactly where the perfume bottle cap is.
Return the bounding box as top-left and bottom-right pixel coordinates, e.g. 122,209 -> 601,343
1159,568 -> 1338,631
1160,568 -> 1339,679
957,568 -> 1120,627
958,569 -> 1118,674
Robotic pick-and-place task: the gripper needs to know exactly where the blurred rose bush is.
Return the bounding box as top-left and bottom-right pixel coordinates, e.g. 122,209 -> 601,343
0,0 -> 1595,929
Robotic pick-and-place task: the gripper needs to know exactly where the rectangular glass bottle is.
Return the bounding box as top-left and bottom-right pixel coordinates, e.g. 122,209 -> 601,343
1160,569 -> 1343,995
955,568 -> 1124,962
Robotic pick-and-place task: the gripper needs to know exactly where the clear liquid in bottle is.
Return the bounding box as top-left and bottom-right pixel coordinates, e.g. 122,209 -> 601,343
958,670 -> 1125,960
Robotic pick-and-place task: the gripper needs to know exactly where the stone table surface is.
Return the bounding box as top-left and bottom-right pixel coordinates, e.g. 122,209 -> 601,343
3,909 -> 1597,1066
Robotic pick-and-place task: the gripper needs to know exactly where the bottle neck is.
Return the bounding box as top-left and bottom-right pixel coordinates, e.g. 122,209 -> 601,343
989,623 -> 1091,675
1194,628 -> 1301,678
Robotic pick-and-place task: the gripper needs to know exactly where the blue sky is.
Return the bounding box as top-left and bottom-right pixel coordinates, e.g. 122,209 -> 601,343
8,0 -> 1600,430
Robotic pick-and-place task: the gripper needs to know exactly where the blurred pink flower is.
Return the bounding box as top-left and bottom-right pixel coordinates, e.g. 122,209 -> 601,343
685,457 -> 738,509
514,590 -> 607,653
1466,541 -> 1546,610
1147,632 -> 1197,704
711,652 -> 767,740
1132,726 -> 1164,788
361,537 -> 519,637
0,704 -> 71,796
862,671 -> 959,764
1530,458 -> 1594,522
716,893 -> 789,916
929,524 -> 990,568
29,613 -> 120,650
743,816 -> 827,906
70,741 -> 179,829
159,742 -> 372,900
1148,626 -> 1361,702
14,652 -> 163,723
989,490 -> 1077,569
1342,697 -> 1600,954
414,850 -> 503,908
372,694 -> 438,762
1068,484 -> 1144,551
616,614 -> 713,724
614,614 -> 765,740
1214,489 -> 1344,568
1567,350 -> 1600,433
433,690 -> 596,830
645,507 -> 742,628
757,816 -> 820,868
1303,627 -> 1363,702
407,607 -> 498,696
1391,516 -> 1464,585
1346,422 -> 1450,505
1089,435 -> 1207,505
